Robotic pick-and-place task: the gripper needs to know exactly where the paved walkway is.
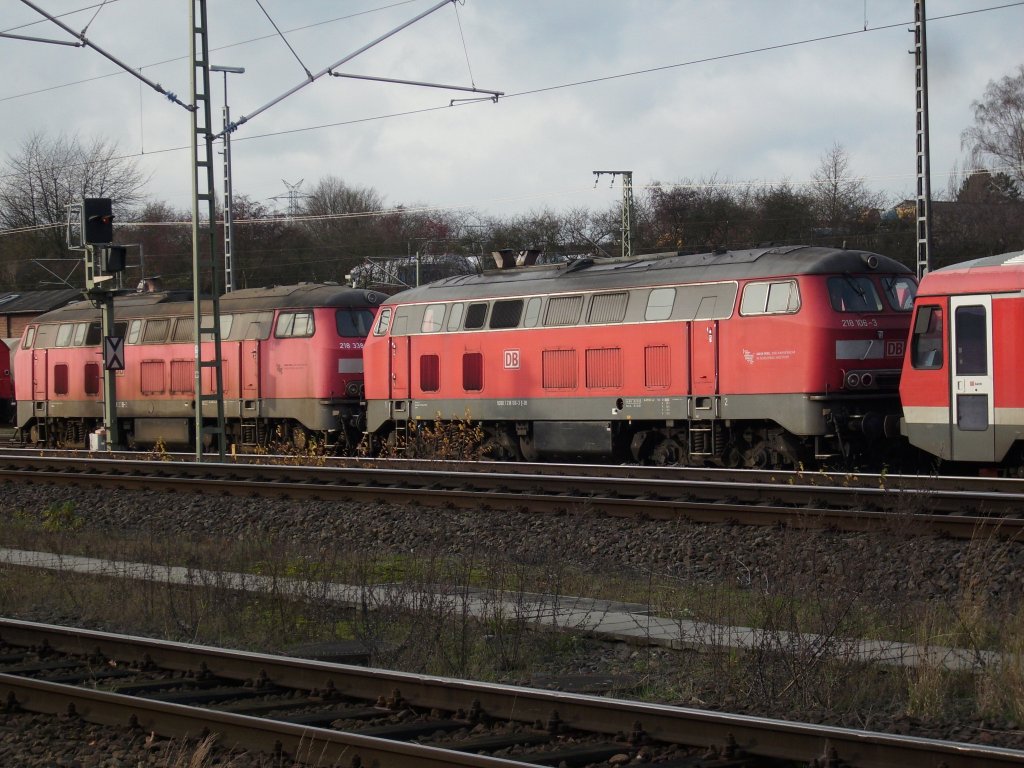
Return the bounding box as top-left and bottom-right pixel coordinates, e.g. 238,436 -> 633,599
0,548 -> 1001,672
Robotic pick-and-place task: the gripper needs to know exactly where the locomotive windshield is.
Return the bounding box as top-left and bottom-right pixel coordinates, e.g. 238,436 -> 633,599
881,275 -> 917,311
827,276 -> 883,312
336,308 -> 375,337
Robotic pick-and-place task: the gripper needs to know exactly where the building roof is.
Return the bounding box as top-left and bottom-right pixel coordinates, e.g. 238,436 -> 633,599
0,289 -> 82,314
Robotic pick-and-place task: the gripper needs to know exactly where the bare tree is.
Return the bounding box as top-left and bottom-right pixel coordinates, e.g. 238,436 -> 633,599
961,65 -> 1024,186
0,131 -> 148,253
809,143 -> 884,236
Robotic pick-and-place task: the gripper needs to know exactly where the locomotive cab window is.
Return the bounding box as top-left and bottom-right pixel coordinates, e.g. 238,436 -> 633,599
73,323 -> 88,346
275,311 -> 313,338
55,324 -> 74,347
910,305 -> 943,369
882,276 -> 917,311
373,307 -> 392,336
827,277 -> 883,312
421,304 -> 446,333
22,326 -> 35,350
645,288 -> 676,321
740,280 -> 800,315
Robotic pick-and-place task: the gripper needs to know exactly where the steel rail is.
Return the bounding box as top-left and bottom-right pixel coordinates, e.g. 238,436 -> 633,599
0,619 -> 1021,768
0,454 -> 1021,538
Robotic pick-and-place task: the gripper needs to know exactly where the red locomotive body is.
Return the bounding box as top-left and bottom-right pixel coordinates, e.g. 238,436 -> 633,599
364,246 -> 916,468
900,250 -> 1024,469
14,283 -> 382,450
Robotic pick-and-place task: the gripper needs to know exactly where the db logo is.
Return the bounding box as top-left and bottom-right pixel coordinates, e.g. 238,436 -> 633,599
885,340 -> 905,357
503,349 -> 520,369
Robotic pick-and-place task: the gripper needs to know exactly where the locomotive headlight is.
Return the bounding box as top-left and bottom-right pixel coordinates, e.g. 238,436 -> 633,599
846,372 -> 861,388
346,382 -> 361,397
860,372 -> 874,388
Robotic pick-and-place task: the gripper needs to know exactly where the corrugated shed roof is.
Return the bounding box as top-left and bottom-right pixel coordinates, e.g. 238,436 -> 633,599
0,289 -> 82,314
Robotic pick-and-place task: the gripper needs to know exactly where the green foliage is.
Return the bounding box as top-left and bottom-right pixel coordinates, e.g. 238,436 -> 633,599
41,501 -> 83,533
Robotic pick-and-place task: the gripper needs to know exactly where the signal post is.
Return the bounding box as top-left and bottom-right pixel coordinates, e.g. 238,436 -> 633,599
71,198 -> 127,449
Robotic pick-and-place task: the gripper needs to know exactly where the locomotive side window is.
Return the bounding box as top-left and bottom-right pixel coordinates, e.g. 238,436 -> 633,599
910,305 -> 943,369
465,303 -> 488,329
523,297 -> 542,328
201,314 -> 233,341
127,319 -> 142,345
338,308 -> 375,337
55,324 -> 74,347
85,322 -> 102,346
463,352 -> 483,391
645,288 -> 675,321
954,305 -> 987,376
740,281 -> 799,315
73,323 -> 88,346
446,303 -> 464,331
544,295 -> 583,326
230,312 -> 272,340
588,292 -> 628,324
22,326 -> 35,350
490,299 -> 524,329
882,276 -> 916,311
84,363 -> 100,396
53,364 -> 69,396
275,311 -> 313,338
420,354 -> 440,392
373,307 -> 392,336
172,317 -> 194,342
143,319 -> 169,344
827,277 -> 883,312
421,304 -> 446,333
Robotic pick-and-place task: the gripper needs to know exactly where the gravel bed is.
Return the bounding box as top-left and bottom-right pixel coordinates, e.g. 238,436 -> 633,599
2,479 -> 1024,761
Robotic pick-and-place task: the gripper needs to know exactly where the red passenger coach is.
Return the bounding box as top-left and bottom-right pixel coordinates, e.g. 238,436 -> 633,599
364,246 -> 916,468
900,250 -> 1024,470
15,283 -> 383,451
0,339 -> 14,424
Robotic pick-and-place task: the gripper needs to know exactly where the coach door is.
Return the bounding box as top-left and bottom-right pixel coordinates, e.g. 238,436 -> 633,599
950,295 -> 995,462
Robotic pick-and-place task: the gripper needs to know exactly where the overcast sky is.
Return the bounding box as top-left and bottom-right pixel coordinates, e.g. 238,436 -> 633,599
3,0 -> 1023,221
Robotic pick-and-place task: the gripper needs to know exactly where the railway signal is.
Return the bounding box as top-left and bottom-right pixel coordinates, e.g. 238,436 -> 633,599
83,197 -> 114,244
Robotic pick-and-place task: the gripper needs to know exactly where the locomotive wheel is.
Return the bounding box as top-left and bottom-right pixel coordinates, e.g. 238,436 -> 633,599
482,429 -> 519,461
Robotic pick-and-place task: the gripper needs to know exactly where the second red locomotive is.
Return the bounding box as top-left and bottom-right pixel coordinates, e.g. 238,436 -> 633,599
362,245 -> 917,468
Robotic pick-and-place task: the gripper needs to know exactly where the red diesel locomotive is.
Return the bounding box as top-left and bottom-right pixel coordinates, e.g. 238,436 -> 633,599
901,250 -> 1024,471
14,283 -> 384,451
362,245 -> 917,468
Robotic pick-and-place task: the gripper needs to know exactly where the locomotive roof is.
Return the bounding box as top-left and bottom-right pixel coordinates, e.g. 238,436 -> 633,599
29,283 -> 385,323
916,250 -> 1024,296
384,245 -> 911,304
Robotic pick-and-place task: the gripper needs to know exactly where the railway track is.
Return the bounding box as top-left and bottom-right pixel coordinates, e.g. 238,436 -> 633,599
0,452 -> 1021,539
1,618 -> 1020,768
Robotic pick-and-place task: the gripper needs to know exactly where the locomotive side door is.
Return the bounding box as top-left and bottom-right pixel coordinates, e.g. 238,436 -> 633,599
32,348 -> 47,400
241,340 -> 260,399
389,335 -> 410,401
689,317 -> 719,403
949,294 -> 995,462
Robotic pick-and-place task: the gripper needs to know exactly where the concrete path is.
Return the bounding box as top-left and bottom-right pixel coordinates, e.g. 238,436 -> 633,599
0,547 -> 1000,671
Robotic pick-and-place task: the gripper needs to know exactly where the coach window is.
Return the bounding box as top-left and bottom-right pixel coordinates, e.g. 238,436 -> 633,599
447,303 -> 464,331
523,297 -> 542,328
465,303 -> 488,330
827,276 -> 883,312
373,307 -> 392,336
127,319 -> 142,345
73,323 -> 88,346
421,304 -> 446,333
882,275 -> 917,312
544,295 -> 583,326
645,288 -> 676,321
143,318 -> 169,344
910,305 -> 943,369
55,323 -> 74,347
490,299 -> 523,329
275,311 -> 313,338
22,326 -> 35,350
955,305 -> 987,376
